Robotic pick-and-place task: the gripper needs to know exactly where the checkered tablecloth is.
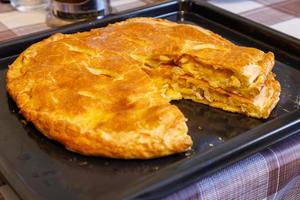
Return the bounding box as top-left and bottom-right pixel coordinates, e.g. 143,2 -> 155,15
0,0 -> 299,41
166,134 -> 300,200
0,0 -> 299,200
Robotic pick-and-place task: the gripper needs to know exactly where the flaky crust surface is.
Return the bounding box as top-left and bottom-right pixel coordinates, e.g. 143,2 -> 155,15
6,17 -> 280,158
6,32 -> 192,159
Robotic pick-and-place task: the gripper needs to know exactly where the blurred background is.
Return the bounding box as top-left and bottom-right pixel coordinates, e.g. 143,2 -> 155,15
0,0 -> 299,42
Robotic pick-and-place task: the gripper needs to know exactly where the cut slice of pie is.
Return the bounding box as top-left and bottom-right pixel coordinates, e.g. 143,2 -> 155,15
143,62 -> 280,118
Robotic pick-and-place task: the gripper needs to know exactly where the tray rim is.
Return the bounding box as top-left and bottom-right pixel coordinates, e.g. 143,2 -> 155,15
0,1 -> 299,200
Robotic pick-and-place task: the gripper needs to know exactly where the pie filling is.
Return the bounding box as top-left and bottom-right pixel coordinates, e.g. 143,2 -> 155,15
139,54 -> 268,98
141,56 -> 280,118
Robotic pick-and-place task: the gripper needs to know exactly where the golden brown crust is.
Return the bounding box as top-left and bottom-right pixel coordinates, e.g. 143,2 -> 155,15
6,33 -> 192,159
6,17 -> 281,159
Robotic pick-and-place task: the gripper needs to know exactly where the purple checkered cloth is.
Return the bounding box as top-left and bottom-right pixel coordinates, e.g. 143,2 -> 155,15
166,133 -> 300,200
0,0 -> 299,200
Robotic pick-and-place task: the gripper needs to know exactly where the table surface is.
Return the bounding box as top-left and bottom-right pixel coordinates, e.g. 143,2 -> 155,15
0,0 -> 299,200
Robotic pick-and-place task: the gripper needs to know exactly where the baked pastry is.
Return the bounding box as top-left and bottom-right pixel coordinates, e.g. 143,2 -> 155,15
6,34 -> 192,159
6,17 -> 280,159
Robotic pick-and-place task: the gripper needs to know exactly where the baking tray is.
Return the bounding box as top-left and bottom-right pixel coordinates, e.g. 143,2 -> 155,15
0,1 -> 299,200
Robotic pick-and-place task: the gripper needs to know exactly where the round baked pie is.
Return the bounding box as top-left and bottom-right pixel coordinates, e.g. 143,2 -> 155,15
6,18 -> 280,159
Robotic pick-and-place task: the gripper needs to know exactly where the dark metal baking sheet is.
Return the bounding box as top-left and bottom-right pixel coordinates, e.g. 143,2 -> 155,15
0,1 -> 299,200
